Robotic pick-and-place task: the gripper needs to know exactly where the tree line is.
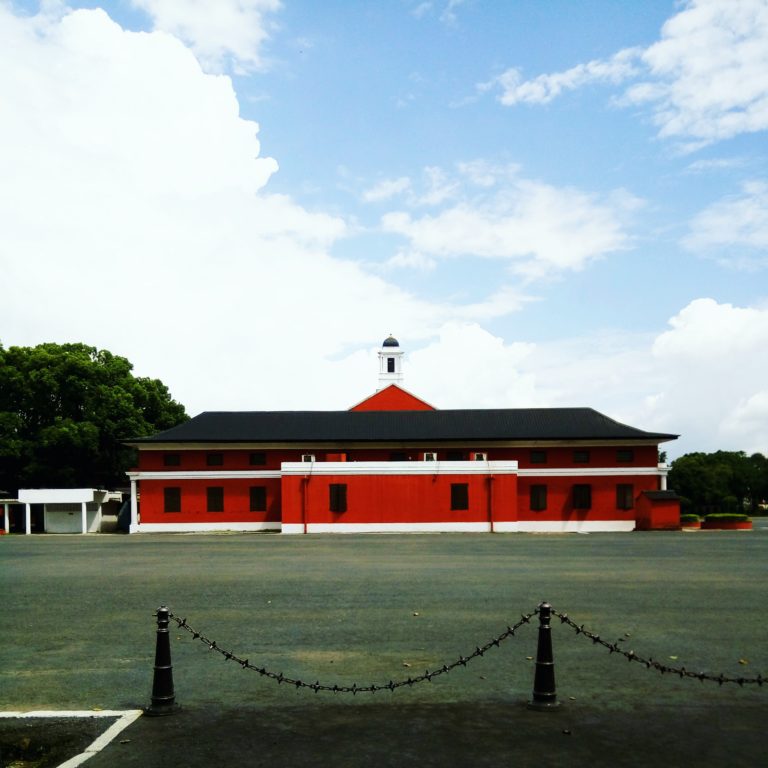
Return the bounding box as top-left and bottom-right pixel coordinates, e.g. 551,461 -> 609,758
0,342 -> 188,495
669,450 -> 768,516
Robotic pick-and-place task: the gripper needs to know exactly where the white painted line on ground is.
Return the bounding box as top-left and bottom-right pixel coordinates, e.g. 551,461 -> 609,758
0,709 -> 143,768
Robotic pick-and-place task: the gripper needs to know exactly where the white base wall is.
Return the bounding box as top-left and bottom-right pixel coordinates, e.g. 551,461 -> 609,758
134,520 -> 636,534
282,522 -> 493,534
513,520 -> 636,533
137,522 -> 281,533
283,520 -> 637,534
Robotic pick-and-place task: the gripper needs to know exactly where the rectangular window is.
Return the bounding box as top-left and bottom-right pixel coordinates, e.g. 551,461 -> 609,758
617,449 -> 634,463
249,452 -> 267,466
207,486 -> 224,512
447,450 -> 466,461
530,450 -> 547,464
530,484 -> 547,511
424,452 -> 437,461
163,453 -> 180,467
329,483 -> 347,513
573,484 -> 592,509
387,357 -> 395,373
573,450 -> 590,464
250,486 -> 267,512
451,483 -> 469,510
473,452 -> 487,461
206,453 -> 224,467
616,484 -> 634,510
164,487 -> 181,513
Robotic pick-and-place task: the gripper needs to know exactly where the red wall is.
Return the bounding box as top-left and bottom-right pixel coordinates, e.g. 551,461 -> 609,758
635,494 -> 681,530
516,475 -> 657,523
137,445 -> 659,471
350,385 -> 435,411
281,472 -> 519,527
139,478 -> 281,524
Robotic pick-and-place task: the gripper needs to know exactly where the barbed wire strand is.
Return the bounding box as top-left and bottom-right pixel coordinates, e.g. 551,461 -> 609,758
551,609 -> 765,687
168,609 -> 538,694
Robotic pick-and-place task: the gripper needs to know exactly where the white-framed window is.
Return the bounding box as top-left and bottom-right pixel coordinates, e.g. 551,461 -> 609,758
423,452 -> 437,461
301,454 -> 316,462
472,452 -> 487,461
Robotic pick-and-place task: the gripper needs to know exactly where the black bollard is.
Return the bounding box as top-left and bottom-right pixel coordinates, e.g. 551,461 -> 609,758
527,601 -> 559,710
146,605 -> 180,716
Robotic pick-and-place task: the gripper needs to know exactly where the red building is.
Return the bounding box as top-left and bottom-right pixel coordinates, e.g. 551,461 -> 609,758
126,336 -> 679,534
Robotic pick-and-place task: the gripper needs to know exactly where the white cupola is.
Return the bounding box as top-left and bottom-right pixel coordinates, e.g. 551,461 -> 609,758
378,335 -> 404,389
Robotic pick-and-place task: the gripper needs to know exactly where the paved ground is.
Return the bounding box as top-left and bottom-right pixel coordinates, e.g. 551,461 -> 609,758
2,525 -> 767,766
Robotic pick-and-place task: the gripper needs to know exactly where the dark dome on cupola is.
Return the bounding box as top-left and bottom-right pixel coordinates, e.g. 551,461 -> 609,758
382,335 -> 399,348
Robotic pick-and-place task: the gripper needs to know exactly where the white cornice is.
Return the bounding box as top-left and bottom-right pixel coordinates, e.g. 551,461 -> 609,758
127,470 -> 281,480
280,460 -> 518,476
518,467 -> 663,477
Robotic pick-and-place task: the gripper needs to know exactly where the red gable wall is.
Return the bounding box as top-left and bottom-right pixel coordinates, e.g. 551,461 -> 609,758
349,384 -> 436,412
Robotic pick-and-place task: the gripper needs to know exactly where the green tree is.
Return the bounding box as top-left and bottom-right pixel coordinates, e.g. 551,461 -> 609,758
669,450 -> 768,515
0,342 -> 188,493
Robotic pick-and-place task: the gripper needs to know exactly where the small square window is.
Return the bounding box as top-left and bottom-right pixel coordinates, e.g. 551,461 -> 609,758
616,484 -> 634,510
163,453 -> 180,467
249,452 -> 267,466
250,486 -> 267,512
573,450 -> 590,464
451,483 -> 469,510
330,483 -> 347,513
164,487 -> 181,513
206,453 -> 224,467
207,486 -> 224,512
573,484 -> 592,509
617,449 -> 634,463
530,450 -> 547,464
530,485 -> 547,512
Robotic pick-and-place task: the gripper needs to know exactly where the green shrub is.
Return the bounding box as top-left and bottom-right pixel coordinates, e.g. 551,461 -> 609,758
703,513 -> 750,522
680,514 -> 700,523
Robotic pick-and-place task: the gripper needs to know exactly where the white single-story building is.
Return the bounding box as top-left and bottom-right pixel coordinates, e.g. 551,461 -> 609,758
12,489 -> 122,534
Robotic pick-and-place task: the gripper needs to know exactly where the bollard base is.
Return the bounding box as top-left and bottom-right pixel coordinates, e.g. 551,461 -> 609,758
144,702 -> 181,717
527,698 -> 560,711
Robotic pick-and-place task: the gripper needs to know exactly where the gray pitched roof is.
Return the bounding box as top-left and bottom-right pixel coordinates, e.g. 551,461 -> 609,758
130,408 -> 677,444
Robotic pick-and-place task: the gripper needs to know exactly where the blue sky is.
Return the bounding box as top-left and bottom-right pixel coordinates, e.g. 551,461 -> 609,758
2,0 -> 768,458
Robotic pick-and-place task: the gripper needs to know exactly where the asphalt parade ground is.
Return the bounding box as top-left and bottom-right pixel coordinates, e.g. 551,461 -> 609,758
1,526 -> 767,767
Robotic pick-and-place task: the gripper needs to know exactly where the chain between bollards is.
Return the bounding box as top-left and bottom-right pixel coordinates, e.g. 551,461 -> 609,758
528,601 -> 559,710
146,605 -> 180,716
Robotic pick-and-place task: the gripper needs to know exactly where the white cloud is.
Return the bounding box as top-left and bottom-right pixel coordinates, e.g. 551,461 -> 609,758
381,249 -> 437,272
487,0 -> 768,148
131,0 -> 282,72
683,180 -> 768,266
0,5 -> 454,414
363,176 -> 412,203
381,171 -> 634,279
501,298 -> 768,457
488,48 -> 641,106
407,323 -> 542,409
646,298 -> 768,454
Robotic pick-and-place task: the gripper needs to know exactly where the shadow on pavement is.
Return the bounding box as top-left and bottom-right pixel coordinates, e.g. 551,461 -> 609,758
85,699 -> 766,768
